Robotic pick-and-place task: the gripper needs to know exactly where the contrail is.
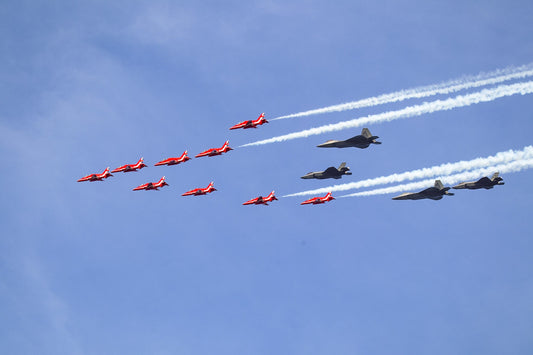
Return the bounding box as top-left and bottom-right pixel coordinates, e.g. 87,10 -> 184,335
283,146 -> 533,197
272,63 -> 533,120
340,159 -> 533,197
241,81 -> 533,147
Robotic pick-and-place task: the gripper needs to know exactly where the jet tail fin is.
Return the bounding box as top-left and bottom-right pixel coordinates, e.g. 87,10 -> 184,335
434,180 -> 444,190
361,128 -> 372,138
338,162 -> 346,170
491,172 -> 500,181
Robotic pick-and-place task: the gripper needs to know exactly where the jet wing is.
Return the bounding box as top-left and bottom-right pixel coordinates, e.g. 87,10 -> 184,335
392,192 -> 425,200
229,121 -> 250,130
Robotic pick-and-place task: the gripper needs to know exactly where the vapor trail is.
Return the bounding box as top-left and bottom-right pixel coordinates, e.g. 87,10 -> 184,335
273,63 -> 533,120
241,81 -> 533,148
283,146 -> 533,197
340,159 -> 533,197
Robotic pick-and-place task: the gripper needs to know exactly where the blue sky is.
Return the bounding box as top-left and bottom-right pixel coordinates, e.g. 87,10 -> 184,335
1,1 -> 533,354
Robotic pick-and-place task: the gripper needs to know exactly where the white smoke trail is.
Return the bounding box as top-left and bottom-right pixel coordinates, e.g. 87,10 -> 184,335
273,63 -> 533,120
341,159 -> 533,198
240,81 -> 533,147
283,146 -> 533,197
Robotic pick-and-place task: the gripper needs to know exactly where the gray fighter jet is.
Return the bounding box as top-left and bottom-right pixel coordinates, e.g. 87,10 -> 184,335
317,128 -> 381,149
452,172 -> 504,190
392,180 -> 454,200
301,162 -> 352,180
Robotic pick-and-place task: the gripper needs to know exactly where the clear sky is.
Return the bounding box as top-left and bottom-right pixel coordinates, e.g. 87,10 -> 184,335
1,1 -> 532,354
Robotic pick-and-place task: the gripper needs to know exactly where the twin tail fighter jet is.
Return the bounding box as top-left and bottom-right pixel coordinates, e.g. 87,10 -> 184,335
77,167 -> 113,182
317,128 -> 381,149
229,113 -> 268,130
195,141 -> 233,158
301,162 -> 352,180
392,180 -> 454,200
243,191 -> 278,206
453,172 -> 504,190
111,157 -> 147,173
300,192 -> 335,205
155,151 -> 191,166
133,176 -> 168,191
182,182 -> 217,196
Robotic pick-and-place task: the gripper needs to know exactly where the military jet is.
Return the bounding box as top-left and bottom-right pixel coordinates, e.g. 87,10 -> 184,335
182,182 -> 217,196
195,141 -> 233,158
229,113 -> 268,130
392,180 -> 454,200
301,162 -> 352,180
453,172 -> 504,190
317,128 -> 381,149
133,176 -> 169,191
300,192 -> 335,205
154,151 -> 191,166
243,191 -> 278,206
112,157 -> 147,173
77,167 -> 113,182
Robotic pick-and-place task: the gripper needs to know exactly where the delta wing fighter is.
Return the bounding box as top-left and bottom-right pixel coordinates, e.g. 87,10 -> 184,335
301,162 -> 352,180
392,180 -> 454,201
453,172 -> 504,190
317,128 -> 381,149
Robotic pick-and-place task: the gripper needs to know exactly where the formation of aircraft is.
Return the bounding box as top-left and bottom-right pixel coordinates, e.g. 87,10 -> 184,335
392,180 -> 454,200
195,141 -> 233,158
182,182 -> 217,196
301,162 -> 352,180
77,167 -> 113,182
243,191 -> 278,206
78,112 -> 506,204
133,176 -> 169,191
317,128 -> 381,149
229,113 -> 268,130
300,192 -> 335,205
453,172 -> 504,190
155,151 -> 191,166
111,157 -> 147,173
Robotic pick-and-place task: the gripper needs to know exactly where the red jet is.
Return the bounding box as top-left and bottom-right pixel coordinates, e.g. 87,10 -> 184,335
154,151 -> 191,166
77,167 -> 113,182
243,191 -> 278,206
182,182 -> 216,196
300,192 -> 335,205
133,176 -> 169,191
111,157 -> 147,173
229,113 -> 268,130
195,141 -> 233,158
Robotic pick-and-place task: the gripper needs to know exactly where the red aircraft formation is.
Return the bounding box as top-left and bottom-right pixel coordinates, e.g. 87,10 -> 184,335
77,113 -> 336,206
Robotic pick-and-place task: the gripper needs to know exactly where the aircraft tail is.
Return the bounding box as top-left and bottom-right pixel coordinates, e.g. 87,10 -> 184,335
434,180 -> 444,189
338,162 -> 346,170
362,128 -> 381,144
491,172 -> 500,180
267,191 -> 277,200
